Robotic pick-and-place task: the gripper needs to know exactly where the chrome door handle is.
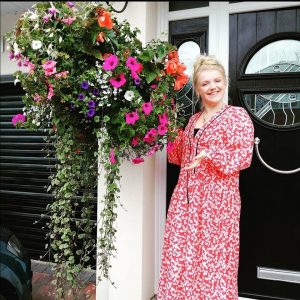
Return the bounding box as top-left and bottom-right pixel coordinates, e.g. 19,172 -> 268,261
254,137 -> 300,174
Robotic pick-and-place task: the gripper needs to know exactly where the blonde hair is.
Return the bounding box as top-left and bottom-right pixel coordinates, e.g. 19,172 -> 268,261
193,54 -> 228,97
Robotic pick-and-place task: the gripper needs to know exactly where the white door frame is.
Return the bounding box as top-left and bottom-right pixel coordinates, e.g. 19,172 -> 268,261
154,0 -> 300,294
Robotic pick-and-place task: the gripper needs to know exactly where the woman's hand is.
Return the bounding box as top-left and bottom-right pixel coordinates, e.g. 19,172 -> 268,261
183,150 -> 207,170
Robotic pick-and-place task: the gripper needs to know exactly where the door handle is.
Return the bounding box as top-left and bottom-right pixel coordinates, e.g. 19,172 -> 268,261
254,137 -> 300,174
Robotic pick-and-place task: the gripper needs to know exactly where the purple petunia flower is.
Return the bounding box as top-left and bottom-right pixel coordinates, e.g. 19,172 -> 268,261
88,100 -> 95,108
81,81 -> 89,89
86,108 -> 96,118
78,93 -> 85,100
70,103 -> 75,111
48,8 -> 57,15
134,78 -> 141,85
92,88 -> 99,96
66,1 -> 75,8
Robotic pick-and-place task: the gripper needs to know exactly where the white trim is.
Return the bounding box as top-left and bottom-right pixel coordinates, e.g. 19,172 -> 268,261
169,6 -> 210,21
228,1 -> 300,14
155,0 -> 299,295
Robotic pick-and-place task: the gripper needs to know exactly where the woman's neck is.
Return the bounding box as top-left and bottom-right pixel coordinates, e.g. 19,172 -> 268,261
202,101 -> 225,114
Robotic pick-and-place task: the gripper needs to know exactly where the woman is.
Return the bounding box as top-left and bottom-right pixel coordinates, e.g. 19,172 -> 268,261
157,55 -> 254,299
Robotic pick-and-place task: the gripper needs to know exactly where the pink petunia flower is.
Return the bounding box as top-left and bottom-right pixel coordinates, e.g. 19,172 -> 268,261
12,114 -> 26,127
34,94 -> 42,102
43,15 -> 51,23
62,16 -> 76,26
42,60 -> 57,76
157,124 -> 168,135
109,73 -> 126,88
131,70 -> 140,80
103,54 -> 118,71
125,111 -> 139,125
126,57 -> 139,71
143,128 -> 157,144
47,83 -> 55,100
158,112 -> 168,125
109,148 -> 117,164
28,62 -> 35,74
147,144 -> 160,156
131,136 -> 139,146
142,102 -> 153,115
132,157 -> 144,164
55,71 -> 69,79
8,51 -> 15,60
150,84 -> 158,89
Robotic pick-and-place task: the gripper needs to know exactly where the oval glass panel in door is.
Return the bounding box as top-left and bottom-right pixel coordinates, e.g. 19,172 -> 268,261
176,41 -> 201,119
244,92 -> 300,128
245,39 -> 300,74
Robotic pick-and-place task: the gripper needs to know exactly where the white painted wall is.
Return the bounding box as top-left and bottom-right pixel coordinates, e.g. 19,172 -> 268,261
1,13 -> 23,75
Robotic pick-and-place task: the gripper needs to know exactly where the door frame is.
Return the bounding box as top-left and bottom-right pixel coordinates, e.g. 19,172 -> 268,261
154,0 -> 300,294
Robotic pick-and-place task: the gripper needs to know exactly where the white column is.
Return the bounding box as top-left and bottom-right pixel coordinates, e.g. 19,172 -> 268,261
96,2 -> 158,299
96,157 -> 156,300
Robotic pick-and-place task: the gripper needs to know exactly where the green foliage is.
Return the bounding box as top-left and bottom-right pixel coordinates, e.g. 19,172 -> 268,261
6,1 -> 187,298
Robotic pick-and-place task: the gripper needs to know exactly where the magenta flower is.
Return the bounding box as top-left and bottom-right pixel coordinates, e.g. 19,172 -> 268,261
109,73 -> 126,88
131,70 -> 140,80
43,15 -> 51,23
131,136 -> 139,146
103,55 -> 119,71
143,128 -> 157,144
125,111 -> 139,125
158,112 -> 168,125
150,84 -> 158,89
67,2 -> 75,8
126,57 -> 139,71
34,94 -> 41,102
142,102 -> 153,115
47,83 -> 55,100
158,124 -> 168,135
110,148 -> 117,164
8,52 -> 15,60
62,16 -> 76,26
12,114 -> 26,127
48,8 -> 57,16
132,157 -> 144,164
22,58 -> 29,67
42,60 -> 57,76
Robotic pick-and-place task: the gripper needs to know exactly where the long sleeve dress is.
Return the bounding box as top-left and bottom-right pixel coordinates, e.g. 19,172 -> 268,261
157,104 -> 254,300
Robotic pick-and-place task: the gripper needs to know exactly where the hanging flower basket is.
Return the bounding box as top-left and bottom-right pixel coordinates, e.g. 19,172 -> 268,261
6,1 -> 188,298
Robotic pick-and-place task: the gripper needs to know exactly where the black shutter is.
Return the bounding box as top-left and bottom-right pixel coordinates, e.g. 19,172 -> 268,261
0,75 -> 55,259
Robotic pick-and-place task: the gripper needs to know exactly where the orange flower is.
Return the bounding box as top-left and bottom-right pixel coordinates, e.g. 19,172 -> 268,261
174,74 -> 189,91
168,50 -> 179,60
176,63 -> 186,75
98,10 -> 113,30
96,32 -> 105,43
166,59 -> 178,75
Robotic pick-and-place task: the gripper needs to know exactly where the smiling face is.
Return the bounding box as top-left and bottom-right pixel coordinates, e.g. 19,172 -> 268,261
195,68 -> 226,108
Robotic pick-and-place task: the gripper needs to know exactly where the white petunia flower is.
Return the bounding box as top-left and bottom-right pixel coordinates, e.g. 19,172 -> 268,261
31,40 -> 42,50
124,90 -> 134,101
59,36 -> 63,43
14,77 -> 20,86
29,13 -> 38,21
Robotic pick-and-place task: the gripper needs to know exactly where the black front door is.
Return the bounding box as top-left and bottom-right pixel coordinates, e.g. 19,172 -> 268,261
167,17 -> 208,210
229,7 -> 300,299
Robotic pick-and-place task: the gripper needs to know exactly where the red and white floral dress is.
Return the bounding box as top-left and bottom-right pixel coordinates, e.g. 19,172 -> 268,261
157,105 -> 254,300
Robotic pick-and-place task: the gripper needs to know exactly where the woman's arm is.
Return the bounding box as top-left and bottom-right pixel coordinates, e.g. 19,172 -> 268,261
204,108 -> 254,175
167,128 -> 184,166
